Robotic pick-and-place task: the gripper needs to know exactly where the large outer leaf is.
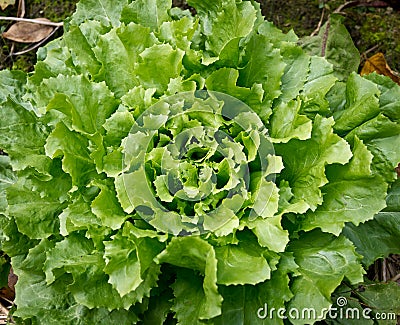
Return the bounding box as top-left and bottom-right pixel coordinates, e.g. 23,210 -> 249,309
91,180 -> 128,230
334,73 -> 380,135
0,156 -> 16,213
300,137 -> 387,235
340,73 -> 400,182
70,0 -> 128,27
0,70 -> 27,103
121,0 -> 172,30
300,14 -> 360,81
269,98 -> 312,143
365,73 -> 400,120
156,236 -> 222,319
188,0 -> 257,57
64,24 -> 102,78
239,34 -> 286,109
43,232 -> 160,310
0,98 -> 51,174
275,115 -> 352,211
26,38 -> 76,92
45,122 -> 98,186
213,253 -> 297,325
58,190 -> 102,237
93,24 -> 158,98
246,215 -> 289,253
300,57 -> 338,118
171,268 -> 216,325
343,178 -> 400,266
13,239 -> 139,324
287,231 -> 364,325
356,281 -> 400,315
34,75 -> 118,133
343,212 -> 400,267
215,232 -> 271,285
103,224 -> 166,297
325,283 -> 374,325
6,167 -> 71,239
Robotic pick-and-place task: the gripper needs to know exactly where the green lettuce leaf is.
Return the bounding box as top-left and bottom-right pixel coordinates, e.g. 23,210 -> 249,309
6,166 -> 71,239
300,14 -> 360,81
92,23 -> 158,98
238,34 -> 286,110
13,239 -> 139,324
343,178 -> 400,266
269,98 -> 312,143
0,70 -> 27,104
70,0 -> 128,27
0,156 -> 16,213
103,223 -> 166,297
121,0 -> 172,30
0,98 -> 51,174
215,232 -> 271,285
300,137 -> 387,235
287,231 -> 364,325
91,180 -> 128,230
213,253 -> 297,325
300,57 -> 337,118
188,0 -> 257,58
35,74 -> 118,132
156,236 -> 222,319
275,115 -> 352,211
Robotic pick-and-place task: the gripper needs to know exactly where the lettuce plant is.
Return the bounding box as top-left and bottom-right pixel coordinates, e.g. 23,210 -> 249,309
0,0 -> 399,324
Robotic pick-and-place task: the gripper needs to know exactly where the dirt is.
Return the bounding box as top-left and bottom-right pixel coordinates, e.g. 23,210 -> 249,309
0,0 -> 78,71
259,0 -> 400,72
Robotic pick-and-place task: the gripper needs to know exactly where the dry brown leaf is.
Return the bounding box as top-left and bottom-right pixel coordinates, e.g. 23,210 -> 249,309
361,52 -> 400,85
2,18 -> 54,43
0,0 -> 15,10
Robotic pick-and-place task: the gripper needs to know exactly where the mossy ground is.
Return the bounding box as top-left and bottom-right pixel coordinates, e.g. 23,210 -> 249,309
0,0 -> 78,71
261,0 -> 400,72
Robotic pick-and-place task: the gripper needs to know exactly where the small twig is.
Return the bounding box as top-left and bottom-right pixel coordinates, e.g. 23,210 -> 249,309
0,297 -> 13,305
0,16 -> 63,27
382,258 -> 388,282
0,301 -> 8,318
321,18 -> 331,57
11,26 -> 61,56
17,0 -> 25,18
311,7 -> 326,36
361,44 -> 380,59
9,0 -> 26,57
334,0 -> 391,13
334,0 -> 361,13
389,273 -> 400,283
10,42 -> 15,57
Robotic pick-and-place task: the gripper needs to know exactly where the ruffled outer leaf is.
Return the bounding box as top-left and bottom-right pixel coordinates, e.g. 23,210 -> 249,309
156,236 -> 222,320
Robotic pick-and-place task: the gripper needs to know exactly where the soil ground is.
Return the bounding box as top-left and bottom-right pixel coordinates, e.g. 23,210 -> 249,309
260,0 -> 400,72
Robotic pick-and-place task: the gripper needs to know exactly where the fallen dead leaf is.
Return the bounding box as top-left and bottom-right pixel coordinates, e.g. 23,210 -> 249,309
0,0 -> 15,11
2,18 -> 54,43
361,52 -> 400,85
